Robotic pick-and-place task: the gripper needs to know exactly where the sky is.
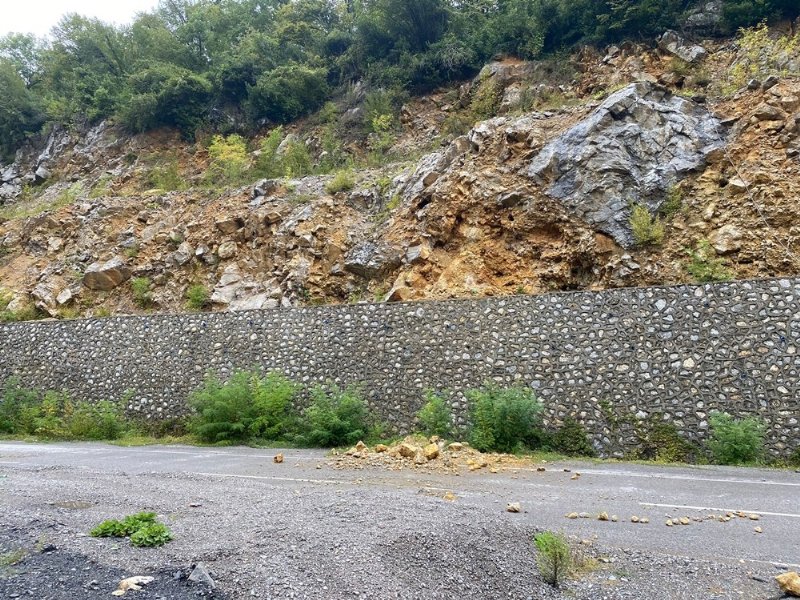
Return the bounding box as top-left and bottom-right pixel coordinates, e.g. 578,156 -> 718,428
1,0 -> 161,37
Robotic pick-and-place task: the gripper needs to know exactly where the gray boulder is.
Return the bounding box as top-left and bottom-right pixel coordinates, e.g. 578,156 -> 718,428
657,30 -> 707,64
527,82 -> 725,247
344,241 -> 402,279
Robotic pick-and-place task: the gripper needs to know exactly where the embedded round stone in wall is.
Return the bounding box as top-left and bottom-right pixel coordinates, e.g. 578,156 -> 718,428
82,257 -> 131,291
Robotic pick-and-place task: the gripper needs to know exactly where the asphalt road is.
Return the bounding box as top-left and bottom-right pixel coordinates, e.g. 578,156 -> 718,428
0,441 -> 798,599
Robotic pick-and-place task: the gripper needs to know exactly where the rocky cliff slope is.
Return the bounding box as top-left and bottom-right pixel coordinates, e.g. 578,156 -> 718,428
1,26 -> 799,319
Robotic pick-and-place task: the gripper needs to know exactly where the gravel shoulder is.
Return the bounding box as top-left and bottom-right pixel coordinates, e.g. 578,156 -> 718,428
0,442 -> 796,599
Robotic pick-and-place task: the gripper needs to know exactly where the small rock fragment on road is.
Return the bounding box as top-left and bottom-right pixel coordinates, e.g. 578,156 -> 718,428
443,491 -> 456,501
749,514 -> 760,521
598,512 -> 609,521
506,502 -> 522,513
566,512 -> 579,519
112,576 -> 155,596
188,563 -> 216,589
679,517 -> 691,525
631,516 -> 640,523
273,453 -> 284,464
754,527 -> 763,534
777,572 -> 800,596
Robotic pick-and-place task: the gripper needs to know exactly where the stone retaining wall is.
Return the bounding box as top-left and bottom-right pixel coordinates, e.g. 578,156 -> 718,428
1,278 -> 798,457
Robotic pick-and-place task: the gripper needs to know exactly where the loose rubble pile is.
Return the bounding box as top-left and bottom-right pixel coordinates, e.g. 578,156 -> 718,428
329,436 -> 523,475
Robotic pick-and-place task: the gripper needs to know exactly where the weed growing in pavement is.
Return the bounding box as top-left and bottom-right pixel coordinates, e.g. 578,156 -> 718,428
534,531 -> 572,587
91,512 -> 172,547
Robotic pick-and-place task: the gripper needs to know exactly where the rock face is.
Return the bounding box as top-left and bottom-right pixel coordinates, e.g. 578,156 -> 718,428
83,257 -> 131,291
344,241 -> 402,279
527,82 -> 726,247
657,30 -> 708,64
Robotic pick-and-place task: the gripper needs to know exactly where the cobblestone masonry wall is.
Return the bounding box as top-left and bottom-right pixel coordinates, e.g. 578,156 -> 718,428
1,278 -> 798,457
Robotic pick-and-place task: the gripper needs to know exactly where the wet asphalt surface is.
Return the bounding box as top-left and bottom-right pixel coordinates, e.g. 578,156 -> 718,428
0,441 -> 797,599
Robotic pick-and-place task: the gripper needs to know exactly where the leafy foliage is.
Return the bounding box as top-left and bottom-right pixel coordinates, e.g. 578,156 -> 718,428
416,392 -> 454,438
0,1 -> 793,159
467,384 -> 544,453
188,371 -> 298,444
130,523 -> 174,547
630,204 -> 665,247
206,134 -> 250,185
91,512 -> 172,548
299,385 -> 375,447
185,284 -> 210,311
534,531 -> 572,587
0,379 -> 129,440
551,418 -> 596,457
708,412 -> 765,465
685,240 -> 732,283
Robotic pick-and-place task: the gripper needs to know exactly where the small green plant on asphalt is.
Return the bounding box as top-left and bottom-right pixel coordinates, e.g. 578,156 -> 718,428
534,531 -> 572,587
91,512 -> 172,547
708,412 -> 765,465
685,240 -> 732,283
630,203 -> 665,247
130,523 -> 174,547
0,548 -> 27,567
467,384 -> 544,453
416,392 -> 454,438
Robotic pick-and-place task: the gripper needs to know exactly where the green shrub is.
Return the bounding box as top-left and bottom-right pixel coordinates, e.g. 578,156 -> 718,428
470,75 -> 503,120
630,204 -> 665,247
130,277 -> 153,308
206,134 -> 250,186
0,379 -> 41,434
325,170 -> 355,194
254,127 -> 285,179
634,418 -> 699,464
188,371 -> 298,444
534,531 -> 572,587
299,385 -> 374,447
280,139 -> 313,178
65,400 -> 127,440
130,523 -> 173,547
417,392 -> 453,438
686,240 -> 732,283
708,412 -> 765,465
185,284 -> 210,311
147,155 -> 185,191
247,65 -> 328,124
466,384 -> 544,453
660,185 -> 683,217
788,447 -> 800,468
551,418 -> 595,457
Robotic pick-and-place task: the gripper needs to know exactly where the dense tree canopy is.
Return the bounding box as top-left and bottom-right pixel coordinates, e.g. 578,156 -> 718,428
0,0 -> 796,159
